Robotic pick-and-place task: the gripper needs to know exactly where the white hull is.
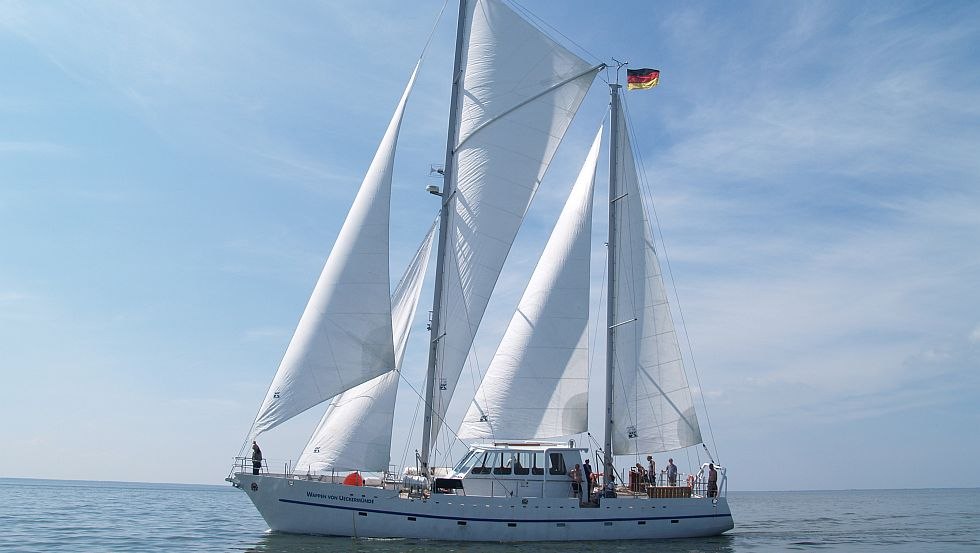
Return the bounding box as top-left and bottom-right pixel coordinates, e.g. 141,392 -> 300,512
233,474 -> 734,542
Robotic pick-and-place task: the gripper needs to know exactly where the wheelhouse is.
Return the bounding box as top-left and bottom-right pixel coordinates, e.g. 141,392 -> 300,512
437,442 -> 586,498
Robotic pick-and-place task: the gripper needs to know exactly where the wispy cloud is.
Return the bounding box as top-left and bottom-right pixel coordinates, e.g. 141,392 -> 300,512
631,2 -> 980,429
0,141 -> 74,156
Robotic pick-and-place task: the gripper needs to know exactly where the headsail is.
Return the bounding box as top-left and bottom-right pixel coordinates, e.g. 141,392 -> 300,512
457,127 -> 601,441
294,220 -> 437,473
248,63 -> 420,440
426,0 -> 602,451
609,99 -> 702,454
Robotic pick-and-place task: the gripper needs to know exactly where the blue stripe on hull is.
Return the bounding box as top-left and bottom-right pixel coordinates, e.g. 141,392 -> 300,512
279,498 -> 733,524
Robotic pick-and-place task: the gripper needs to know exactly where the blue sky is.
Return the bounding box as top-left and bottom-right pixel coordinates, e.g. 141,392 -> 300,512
1,0 -> 978,491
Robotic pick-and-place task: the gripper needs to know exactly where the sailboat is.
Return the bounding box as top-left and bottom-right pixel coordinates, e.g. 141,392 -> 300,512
228,0 -> 734,541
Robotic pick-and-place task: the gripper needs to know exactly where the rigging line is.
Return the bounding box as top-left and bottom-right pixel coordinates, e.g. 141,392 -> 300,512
620,92 -> 721,461
435,222 -> 492,457
588,241 -> 608,394
418,0 -> 452,62
588,112 -> 611,385
618,101 -> 693,448
394,335 -> 507,493
611,101 -> 643,450
398,372 -> 425,467
505,0 -> 604,66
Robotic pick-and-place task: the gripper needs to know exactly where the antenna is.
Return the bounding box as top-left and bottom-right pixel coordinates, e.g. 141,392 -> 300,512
610,58 -> 629,84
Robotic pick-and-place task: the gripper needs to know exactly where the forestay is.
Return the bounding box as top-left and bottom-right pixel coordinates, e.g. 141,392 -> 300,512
294,220 -> 436,473
428,0 -> 602,448
457,128 -> 602,441
248,64 -> 420,440
609,105 -> 702,454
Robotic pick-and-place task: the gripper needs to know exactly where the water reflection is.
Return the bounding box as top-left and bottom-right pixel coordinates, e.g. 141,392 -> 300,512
242,532 -> 736,553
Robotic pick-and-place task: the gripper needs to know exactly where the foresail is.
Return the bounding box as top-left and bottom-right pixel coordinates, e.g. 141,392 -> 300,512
295,220 -> 437,473
610,105 -> 702,454
457,128 -> 601,441
248,63 -> 420,441
428,0 -> 602,448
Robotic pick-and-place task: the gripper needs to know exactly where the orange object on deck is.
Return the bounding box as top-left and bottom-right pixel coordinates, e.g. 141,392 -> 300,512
342,472 -> 364,486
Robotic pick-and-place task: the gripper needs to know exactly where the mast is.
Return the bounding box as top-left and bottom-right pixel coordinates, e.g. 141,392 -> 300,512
604,83 -> 622,487
420,0 -> 467,475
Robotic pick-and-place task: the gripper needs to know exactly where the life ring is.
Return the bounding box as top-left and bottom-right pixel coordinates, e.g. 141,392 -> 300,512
686,474 -> 695,488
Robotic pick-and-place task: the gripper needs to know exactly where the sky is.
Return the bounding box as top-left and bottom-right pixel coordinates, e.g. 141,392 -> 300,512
1,0 -> 978,492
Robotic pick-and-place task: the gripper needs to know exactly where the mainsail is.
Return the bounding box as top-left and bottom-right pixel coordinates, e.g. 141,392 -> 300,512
609,102 -> 702,454
248,64 -> 420,440
426,0 -> 602,451
457,127 -> 602,441
295,220 -> 437,473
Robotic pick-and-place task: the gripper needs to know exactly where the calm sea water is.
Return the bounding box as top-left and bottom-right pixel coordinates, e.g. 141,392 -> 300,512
0,478 -> 977,552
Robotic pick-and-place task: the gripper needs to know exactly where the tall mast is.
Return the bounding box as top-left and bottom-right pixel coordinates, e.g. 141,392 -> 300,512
604,83 -> 622,487
420,0 -> 468,475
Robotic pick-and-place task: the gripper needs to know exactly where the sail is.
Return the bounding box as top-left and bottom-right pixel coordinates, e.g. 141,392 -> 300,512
427,0 -> 602,448
457,127 -> 601,441
248,64 -> 420,440
294,220 -> 437,473
609,103 -> 702,454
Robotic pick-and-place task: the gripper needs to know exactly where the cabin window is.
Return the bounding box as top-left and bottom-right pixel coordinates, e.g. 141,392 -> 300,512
471,452 -> 491,474
473,451 -> 498,475
514,452 -> 530,475
493,452 -> 513,475
531,453 -> 544,476
549,452 -> 567,475
485,452 -> 500,471
454,450 -> 478,474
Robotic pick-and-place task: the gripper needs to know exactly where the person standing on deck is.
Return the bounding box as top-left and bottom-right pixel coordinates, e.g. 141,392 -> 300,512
646,455 -> 656,485
582,459 -> 593,500
251,441 -> 263,475
666,458 -> 678,486
569,463 -> 583,502
707,463 -> 718,497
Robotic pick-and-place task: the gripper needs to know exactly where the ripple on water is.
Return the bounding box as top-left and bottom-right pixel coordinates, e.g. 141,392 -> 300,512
1,482 -> 978,552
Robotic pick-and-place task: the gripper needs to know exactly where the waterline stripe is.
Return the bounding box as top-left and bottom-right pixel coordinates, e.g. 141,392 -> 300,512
278,498 -> 732,524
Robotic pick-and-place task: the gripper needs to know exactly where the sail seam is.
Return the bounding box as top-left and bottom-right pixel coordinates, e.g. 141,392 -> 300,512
454,64 -> 604,151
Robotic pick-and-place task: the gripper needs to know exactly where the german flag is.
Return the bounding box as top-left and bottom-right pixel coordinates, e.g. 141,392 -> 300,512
627,68 -> 660,90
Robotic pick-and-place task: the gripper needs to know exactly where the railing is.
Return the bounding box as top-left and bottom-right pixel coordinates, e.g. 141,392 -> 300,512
230,457 -> 293,477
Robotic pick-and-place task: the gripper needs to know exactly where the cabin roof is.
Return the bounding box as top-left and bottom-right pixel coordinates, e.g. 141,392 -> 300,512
468,442 -> 588,453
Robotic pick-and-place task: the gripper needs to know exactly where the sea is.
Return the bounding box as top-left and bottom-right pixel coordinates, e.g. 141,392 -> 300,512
0,478 -> 977,552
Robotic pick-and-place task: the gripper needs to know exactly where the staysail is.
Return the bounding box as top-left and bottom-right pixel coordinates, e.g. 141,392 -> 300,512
248,63 -> 420,440
294,220 -> 437,473
457,127 -> 601,441
609,101 -> 702,454
426,0 -> 602,451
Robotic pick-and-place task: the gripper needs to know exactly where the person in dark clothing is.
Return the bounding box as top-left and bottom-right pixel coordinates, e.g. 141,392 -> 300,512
251,441 -> 263,475
707,463 -> 718,497
582,459 -> 593,500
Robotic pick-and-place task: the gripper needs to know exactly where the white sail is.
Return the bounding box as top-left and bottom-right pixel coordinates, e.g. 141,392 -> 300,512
609,105 -> 702,454
295,220 -> 437,473
427,0 -> 602,448
457,127 -> 601,441
249,64 -> 420,440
